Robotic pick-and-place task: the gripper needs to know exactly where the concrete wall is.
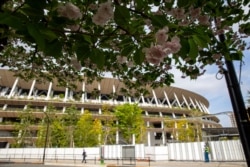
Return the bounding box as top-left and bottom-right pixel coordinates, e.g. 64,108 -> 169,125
168,140 -> 245,161
0,140 -> 246,162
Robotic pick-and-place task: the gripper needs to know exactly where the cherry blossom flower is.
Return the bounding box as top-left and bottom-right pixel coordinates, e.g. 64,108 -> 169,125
144,45 -> 166,65
88,3 -> 98,10
178,19 -> 190,26
198,15 -> 210,25
71,58 -> 82,70
162,36 -> 181,54
92,14 -> 108,26
117,56 -> 127,64
57,3 -> 82,20
92,1 -> 114,26
127,61 -> 135,68
171,8 -> 185,20
155,27 -> 169,45
190,8 -> 201,20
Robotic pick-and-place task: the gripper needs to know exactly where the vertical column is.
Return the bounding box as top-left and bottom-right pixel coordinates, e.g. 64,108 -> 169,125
172,113 -> 176,141
28,80 -> 36,99
174,121 -> 178,141
81,82 -> 85,102
116,120 -> 119,144
98,82 -> 101,103
44,105 -> 47,112
161,121 -> 165,145
24,79 -> 37,110
62,87 -> 68,113
112,84 -> 116,104
81,81 -> 85,114
141,94 -> 145,104
182,95 -> 190,110
195,99 -> 203,112
132,134 -> 135,145
7,78 -> 19,99
164,91 -> 172,108
145,111 -> 151,146
3,78 -> 19,110
189,97 -> 197,109
64,87 -> 68,102
128,97 -> 131,104
46,82 -> 53,100
147,131 -> 151,146
200,103 -> 209,113
174,93 -> 182,109
152,90 -> 158,106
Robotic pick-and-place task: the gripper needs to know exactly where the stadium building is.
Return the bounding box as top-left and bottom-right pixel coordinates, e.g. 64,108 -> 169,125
0,69 -> 221,147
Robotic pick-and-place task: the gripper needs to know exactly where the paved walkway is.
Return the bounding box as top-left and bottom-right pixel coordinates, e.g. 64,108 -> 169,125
0,160 -> 247,167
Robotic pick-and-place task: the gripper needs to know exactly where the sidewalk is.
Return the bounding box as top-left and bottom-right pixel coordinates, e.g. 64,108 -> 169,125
1,159 -> 247,167
44,160 -> 247,167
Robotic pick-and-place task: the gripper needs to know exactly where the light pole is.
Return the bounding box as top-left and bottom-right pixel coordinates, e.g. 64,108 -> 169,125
42,112 -> 50,164
217,31 -> 250,167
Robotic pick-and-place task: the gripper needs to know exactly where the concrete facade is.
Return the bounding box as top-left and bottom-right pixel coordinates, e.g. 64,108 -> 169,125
0,69 -> 221,147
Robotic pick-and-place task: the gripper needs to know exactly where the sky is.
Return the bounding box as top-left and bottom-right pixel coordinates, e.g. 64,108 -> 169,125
172,49 -> 250,127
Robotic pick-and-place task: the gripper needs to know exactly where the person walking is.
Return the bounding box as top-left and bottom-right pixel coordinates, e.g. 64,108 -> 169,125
82,149 -> 87,163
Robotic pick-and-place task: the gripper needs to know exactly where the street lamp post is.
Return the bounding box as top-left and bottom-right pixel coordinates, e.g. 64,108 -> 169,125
218,32 -> 250,167
223,62 -> 250,167
42,112 -> 50,164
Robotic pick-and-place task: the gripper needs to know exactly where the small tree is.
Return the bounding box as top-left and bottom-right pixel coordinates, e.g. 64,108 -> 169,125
92,118 -> 103,145
13,105 -> 36,147
74,111 -> 100,147
101,105 -> 117,145
36,104 -> 57,147
175,119 -> 195,142
114,103 -> 145,144
63,105 -> 80,147
165,117 -> 199,142
188,110 -> 204,141
50,119 -> 68,147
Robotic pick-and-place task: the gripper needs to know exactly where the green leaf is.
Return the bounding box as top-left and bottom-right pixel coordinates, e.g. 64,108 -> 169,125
114,6 -> 130,26
121,45 -> 134,56
75,43 -> 91,60
27,24 -> 45,50
151,15 -> 170,27
133,48 -> 144,65
40,29 -> 58,42
0,13 -> 23,29
177,0 -> 188,7
90,49 -> 105,68
20,5 -> 44,18
83,35 -> 93,44
228,49 -> 243,60
44,40 -> 62,58
178,38 -> 189,58
25,0 -> 47,9
240,23 -> 250,34
192,35 -> 208,48
177,0 -> 196,8
188,38 -> 198,60
135,0 -> 144,10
